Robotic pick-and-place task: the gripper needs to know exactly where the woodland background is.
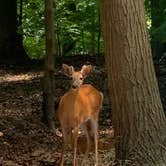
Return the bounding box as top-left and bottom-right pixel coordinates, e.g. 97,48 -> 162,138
0,0 -> 166,165
0,0 -> 166,63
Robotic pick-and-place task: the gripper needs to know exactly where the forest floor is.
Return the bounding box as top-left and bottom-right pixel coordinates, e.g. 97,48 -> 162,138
0,57 -> 114,166
0,56 -> 166,166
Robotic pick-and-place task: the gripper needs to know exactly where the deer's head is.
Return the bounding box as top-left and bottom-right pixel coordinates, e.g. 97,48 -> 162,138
62,64 -> 92,89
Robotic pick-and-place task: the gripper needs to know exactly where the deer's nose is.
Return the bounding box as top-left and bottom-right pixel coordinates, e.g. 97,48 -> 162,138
72,84 -> 78,89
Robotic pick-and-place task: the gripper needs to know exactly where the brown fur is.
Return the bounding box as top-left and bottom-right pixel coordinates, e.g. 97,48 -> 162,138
58,64 -> 103,166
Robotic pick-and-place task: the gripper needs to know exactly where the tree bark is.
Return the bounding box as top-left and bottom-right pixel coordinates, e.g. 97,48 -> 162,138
18,0 -> 23,46
43,0 -> 56,130
0,0 -> 29,64
99,0 -> 166,165
89,9 -> 96,56
97,13 -> 101,56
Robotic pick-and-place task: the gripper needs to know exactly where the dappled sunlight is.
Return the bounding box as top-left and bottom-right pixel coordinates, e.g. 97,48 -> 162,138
0,72 -> 43,83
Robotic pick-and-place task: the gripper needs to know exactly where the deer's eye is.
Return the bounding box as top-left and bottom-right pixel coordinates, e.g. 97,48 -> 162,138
68,77 -> 72,80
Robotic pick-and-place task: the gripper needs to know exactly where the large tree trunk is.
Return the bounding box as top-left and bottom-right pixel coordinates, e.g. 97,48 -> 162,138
0,0 -> 29,64
18,0 -> 23,46
42,0 -> 56,130
89,9 -> 96,56
100,0 -> 166,165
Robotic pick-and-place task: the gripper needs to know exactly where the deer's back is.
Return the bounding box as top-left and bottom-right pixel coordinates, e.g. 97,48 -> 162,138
58,84 -> 103,127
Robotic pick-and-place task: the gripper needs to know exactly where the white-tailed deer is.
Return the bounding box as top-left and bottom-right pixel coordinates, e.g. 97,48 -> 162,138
58,64 -> 103,166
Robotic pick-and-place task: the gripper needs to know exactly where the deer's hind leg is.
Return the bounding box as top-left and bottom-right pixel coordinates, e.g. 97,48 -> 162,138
89,118 -> 99,166
81,122 -> 91,166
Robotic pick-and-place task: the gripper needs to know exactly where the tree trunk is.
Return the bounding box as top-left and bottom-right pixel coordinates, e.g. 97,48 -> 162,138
97,13 -> 101,56
81,28 -> 85,54
0,0 -> 29,64
89,12 -> 96,56
43,0 -> 56,130
100,0 -> 166,165
56,31 -> 61,56
18,0 -> 23,46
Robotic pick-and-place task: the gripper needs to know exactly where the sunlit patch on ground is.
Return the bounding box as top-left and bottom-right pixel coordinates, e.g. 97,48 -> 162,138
0,71 -> 43,83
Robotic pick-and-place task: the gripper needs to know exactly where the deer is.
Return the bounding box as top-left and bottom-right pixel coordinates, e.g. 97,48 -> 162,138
58,64 -> 103,166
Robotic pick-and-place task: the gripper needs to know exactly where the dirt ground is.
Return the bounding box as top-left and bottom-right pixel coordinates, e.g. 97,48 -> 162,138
0,59 -> 115,166
0,58 -> 165,166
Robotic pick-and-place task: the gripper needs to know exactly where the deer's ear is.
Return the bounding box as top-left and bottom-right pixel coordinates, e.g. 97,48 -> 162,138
62,64 -> 74,77
81,65 -> 92,78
